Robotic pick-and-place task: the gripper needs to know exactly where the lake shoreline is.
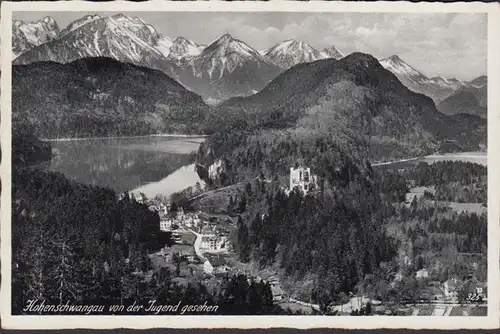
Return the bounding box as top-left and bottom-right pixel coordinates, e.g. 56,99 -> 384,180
129,163 -> 205,200
42,133 -> 208,142
372,157 -> 419,167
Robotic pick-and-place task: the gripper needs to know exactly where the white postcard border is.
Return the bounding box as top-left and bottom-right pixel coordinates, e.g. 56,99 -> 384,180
1,1 -> 499,330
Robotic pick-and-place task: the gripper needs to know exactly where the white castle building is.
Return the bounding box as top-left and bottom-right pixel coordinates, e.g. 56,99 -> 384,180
289,166 -> 317,194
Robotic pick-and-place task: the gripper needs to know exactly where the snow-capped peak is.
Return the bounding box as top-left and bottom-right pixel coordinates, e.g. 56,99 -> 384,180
191,33 -> 271,80
215,33 -> 234,45
104,14 -> 159,45
379,55 -> 425,82
60,14 -> 101,37
43,17 -> 56,25
320,45 -> 343,60
264,39 -> 324,69
174,36 -> 195,45
200,33 -> 266,62
380,55 -> 408,68
146,25 -> 156,35
155,35 -> 174,57
13,16 -> 60,47
429,76 -> 465,89
167,36 -> 204,64
379,54 -> 470,103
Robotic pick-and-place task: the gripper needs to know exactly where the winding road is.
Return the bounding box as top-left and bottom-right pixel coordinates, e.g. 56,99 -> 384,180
187,228 -> 206,262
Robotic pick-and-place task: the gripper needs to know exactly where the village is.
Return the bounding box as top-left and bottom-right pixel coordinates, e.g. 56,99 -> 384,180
133,165 -> 486,316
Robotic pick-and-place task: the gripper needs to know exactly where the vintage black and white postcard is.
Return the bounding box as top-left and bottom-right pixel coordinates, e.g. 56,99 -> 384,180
1,0 -> 499,330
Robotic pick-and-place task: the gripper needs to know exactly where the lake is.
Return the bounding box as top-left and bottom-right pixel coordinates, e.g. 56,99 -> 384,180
372,151 -> 487,169
40,136 -> 206,197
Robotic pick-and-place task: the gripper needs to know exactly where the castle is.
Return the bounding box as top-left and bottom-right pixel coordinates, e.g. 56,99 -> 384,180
289,166 -> 317,194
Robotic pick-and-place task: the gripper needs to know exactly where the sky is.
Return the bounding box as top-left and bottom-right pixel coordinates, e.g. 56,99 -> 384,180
13,11 -> 487,81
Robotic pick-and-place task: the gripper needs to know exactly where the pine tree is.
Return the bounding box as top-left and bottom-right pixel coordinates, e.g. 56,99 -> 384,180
46,229 -> 86,304
238,223 -> 251,262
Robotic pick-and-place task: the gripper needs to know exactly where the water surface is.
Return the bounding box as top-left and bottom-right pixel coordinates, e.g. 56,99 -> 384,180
41,136 -> 205,194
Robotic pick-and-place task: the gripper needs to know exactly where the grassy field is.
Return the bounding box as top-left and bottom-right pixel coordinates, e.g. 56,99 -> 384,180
468,306 -> 488,316
415,304 -> 435,316
279,302 -> 314,315
449,306 -> 487,316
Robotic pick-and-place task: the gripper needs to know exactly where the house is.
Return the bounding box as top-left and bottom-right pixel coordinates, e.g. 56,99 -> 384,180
478,283 -> 487,300
289,166 -> 318,194
158,203 -> 168,215
211,255 -> 230,275
160,219 -> 174,231
267,275 -> 280,287
177,207 -> 186,220
415,268 -> 429,279
443,278 -> 459,298
203,260 -> 214,275
271,285 -> 286,302
200,235 -> 228,252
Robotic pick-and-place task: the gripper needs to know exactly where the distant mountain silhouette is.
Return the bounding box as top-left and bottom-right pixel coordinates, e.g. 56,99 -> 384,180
438,78 -> 487,119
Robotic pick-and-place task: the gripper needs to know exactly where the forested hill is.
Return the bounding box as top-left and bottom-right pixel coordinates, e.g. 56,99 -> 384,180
13,123 -> 52,166
438,84 -> 487,119
196,53 -> 486,186
12,57 -> 215,138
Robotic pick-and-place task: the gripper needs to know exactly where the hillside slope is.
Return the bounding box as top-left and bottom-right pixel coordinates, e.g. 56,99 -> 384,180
438,83 -> 487,119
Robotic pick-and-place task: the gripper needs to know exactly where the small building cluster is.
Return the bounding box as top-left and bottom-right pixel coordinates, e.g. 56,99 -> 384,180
414,268 -> 487,303
159,207 -> 203,232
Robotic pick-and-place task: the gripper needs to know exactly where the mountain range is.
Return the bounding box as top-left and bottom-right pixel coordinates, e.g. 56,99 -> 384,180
12,14 -> 346,100
263,39 -> 343,69
12,14 -> 485,104
437,78 -> 487,119
379,55 -> 471,104
13,14 -> 182,81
